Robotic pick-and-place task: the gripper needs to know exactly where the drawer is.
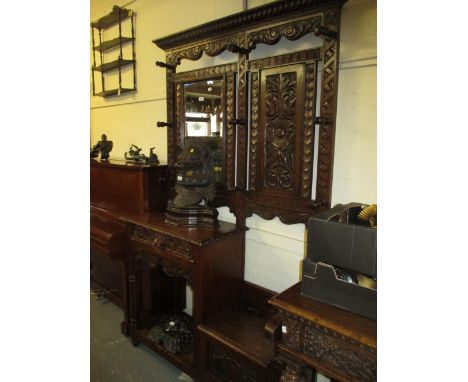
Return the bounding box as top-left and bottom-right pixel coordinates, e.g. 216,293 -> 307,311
131,225 -> 194,263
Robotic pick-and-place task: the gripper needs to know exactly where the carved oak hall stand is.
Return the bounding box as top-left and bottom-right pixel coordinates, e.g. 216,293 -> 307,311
90,0 -> 377,381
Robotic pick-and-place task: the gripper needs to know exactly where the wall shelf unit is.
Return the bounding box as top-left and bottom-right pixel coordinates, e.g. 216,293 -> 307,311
91,5 -> 136,98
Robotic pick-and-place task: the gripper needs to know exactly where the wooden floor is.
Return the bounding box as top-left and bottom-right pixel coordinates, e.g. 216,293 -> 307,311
90,289 -> 192,382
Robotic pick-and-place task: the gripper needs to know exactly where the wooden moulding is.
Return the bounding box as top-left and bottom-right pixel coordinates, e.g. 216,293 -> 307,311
165,202 -> 219,228
153,0 -> 346,50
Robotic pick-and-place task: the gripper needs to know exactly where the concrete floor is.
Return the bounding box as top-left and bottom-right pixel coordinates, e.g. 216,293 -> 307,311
91,292 -> 190,382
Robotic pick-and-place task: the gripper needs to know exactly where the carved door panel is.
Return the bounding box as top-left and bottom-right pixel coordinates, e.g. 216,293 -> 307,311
258,64 -> 305,196
247,49 -> 323,224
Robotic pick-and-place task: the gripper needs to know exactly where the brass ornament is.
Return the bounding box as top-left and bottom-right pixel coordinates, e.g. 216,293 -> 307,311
358,204 -> 377,228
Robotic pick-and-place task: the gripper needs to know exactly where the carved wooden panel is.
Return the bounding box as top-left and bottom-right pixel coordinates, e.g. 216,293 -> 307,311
247,50 -> 323,224
258,63 -> 305,195
282,316 -> 304,351
247,15 -> 322,50
303,323 -> 377,382
132,226 -> 193,260
209,345 -> 257,382
264,71 -> 298,191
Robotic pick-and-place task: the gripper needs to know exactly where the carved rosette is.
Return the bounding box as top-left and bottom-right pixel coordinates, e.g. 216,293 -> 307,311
316,8 -> 340,203
209,345 -> 257,382
301,62 -> 317,198
225,72 -> 236,190
249,71 -> 259,191
132,226 -> 193,260
247,15 -> 322,50
264,72 -> 297,190
303,324 -> 377,382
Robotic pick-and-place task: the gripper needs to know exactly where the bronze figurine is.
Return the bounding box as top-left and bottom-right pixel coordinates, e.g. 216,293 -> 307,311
90,134 -> 113,160
125,144 -> 160,164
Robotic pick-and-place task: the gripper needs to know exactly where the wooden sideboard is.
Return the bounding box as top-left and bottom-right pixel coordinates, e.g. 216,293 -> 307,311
267,282 -> 377,382
120,211 -> 246,379
90,159 -> 168,306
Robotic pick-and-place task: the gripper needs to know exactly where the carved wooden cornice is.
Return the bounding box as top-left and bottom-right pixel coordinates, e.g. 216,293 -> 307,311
153,0 -> 345,51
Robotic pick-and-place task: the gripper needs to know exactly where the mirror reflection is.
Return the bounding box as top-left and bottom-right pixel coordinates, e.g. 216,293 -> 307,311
184,79 -> 224,137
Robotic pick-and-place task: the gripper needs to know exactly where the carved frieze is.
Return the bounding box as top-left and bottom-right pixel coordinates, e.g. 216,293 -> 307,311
248,48 -> 321,71
303,324 -> 377,382
173,63 -> 237,83
132,226 -> 193,260
209,345 -> 257,382
170,37 -> 235,65
282,315 -> 303,351
247,15 -> 322,50
264,71 -> 297,190
278,309 -> 377,382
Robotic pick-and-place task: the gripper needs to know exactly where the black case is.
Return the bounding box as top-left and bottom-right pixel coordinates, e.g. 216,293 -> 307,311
301,203 -> 377,320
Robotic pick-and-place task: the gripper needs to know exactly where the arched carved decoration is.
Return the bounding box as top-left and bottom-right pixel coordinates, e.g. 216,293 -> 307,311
154,0 -> 345,225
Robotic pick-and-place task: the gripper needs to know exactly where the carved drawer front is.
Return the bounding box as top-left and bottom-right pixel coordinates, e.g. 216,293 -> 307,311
303,323 -> 377,382
132,226 -> 193,260
282,315 -> 304,351
208,344 -> 257,382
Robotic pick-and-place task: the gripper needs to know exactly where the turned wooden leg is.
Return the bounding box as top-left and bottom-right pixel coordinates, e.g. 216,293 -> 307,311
128,259 -> 141,329
280,360 -> 305,382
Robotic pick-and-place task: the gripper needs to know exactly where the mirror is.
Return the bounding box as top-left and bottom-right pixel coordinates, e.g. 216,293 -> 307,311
184,79 -> 224,138
172,63 -> 237,190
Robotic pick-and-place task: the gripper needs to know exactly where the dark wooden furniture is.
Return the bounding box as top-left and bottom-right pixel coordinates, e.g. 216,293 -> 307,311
90,159 -> 167,307
91,5 -> 136,97
154,0 -> 346,224
267,282 -> 377,382
197,282 -> 282,382
120,212 -> 245,379
89,1 -> 367,381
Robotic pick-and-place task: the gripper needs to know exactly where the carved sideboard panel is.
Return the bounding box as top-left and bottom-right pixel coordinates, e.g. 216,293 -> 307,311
280,309 -> 376,382
132,226 -> 193,260
209,345 -> 257,382
303,324 -> 377,382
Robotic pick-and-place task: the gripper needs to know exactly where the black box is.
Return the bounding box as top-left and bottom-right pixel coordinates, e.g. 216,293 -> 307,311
301,203 -> 377,320
302,259 -> 377,320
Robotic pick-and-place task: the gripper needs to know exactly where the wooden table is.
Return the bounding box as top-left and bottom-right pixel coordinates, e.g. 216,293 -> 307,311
268,282 -> 376,382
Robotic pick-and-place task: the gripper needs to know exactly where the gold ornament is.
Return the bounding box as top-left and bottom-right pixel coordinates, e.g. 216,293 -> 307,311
358,204 -> 377,228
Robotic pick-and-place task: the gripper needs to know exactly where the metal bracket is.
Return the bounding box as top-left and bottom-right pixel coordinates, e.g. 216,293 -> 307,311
314,26 -> 338,39
157,121 -> 172,128
155,61 -> 178,70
